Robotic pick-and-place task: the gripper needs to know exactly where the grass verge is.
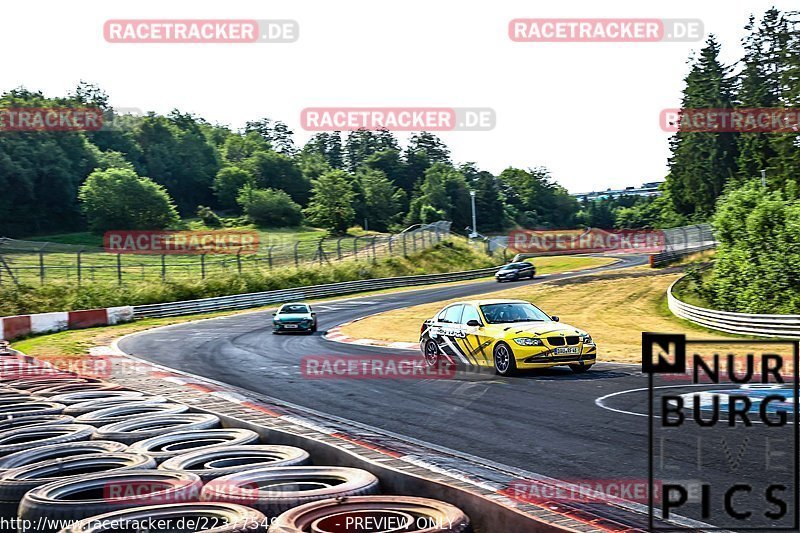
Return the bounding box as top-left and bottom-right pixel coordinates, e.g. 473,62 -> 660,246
0,238 -> 499,316
339,268 -> 741,364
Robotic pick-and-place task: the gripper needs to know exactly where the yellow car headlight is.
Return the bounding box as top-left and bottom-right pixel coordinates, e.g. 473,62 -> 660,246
514,337 -> 544,347
582,334 -> 595,345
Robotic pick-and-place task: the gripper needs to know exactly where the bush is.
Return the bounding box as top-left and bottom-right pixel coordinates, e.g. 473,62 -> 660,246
236,186 -> 303,227
705,181 -> 800,313
78,168 -> 180,233
196,206 -> 222,227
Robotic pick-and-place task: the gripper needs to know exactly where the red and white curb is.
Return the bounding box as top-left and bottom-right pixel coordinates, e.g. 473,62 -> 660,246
325,318 -> 419,351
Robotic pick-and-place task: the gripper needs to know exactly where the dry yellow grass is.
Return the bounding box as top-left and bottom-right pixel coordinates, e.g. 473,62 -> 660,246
341,270 -> 742,363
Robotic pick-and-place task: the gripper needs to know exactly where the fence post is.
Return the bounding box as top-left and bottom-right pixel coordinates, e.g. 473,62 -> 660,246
118,254 -> 123,285
371,236 -> 377,263
201,253 -> 206,279
161,254 -> 166,281
412,232 -> 418,253
388,236 -> 393,255
77,249 -> 83,285
318,238 -> 325,265
294,241 -> 300,268
38,245 -> 46,285
402,233 -> 407,257
237,249 -> 243,274
337,238 -> 343,261
353,237 -> 359,261
268,246 -> 274,269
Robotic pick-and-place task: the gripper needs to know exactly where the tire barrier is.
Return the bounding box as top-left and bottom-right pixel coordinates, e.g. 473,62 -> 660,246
0,389 -> 32,397
0,401 -> 65,418
0,441 -> 128,471
0,415 -> 75,431
34,382 -> 123,397
48,390 -> 146,405
128,428 -> 260,463
200,466 -> 380,518
269,496 -> 472,533
0,395 -> 45,405
57,503 -> 269,533
0,453 -> 156,518
92,413 -> 221,445
0,424 -> 95,456
63,396 -> 168,416
75,402 -> 189,426
0,351 -> 479,533
4,378 -> 100,393
19,470 -> 203,532
159,445 -> 311,482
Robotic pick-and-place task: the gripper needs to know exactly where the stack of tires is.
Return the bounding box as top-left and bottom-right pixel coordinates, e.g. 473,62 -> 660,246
0,351 -> 471,532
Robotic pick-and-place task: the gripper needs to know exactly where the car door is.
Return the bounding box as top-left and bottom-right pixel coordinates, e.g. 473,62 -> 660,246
431,304 -> 471,366
522,263 -> 535,279
459,304 -> 493,366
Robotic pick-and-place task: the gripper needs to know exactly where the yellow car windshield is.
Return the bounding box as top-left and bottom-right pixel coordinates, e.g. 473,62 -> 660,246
479,303 -> 550,324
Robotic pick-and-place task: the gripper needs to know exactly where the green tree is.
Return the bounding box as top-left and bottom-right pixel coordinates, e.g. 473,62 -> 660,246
242,151 -> 310,205
304,170 -> 356,234
665,35 -> 738,219
236,186 -> 303,227
357,168 -> 404,231
461,163 -> 508,232
499,167 -> 578,228
213,166 -> 253,210
78,168 -> 179,233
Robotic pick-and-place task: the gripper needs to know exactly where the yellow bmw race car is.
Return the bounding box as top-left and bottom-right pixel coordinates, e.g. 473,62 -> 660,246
419,299 -> 596,376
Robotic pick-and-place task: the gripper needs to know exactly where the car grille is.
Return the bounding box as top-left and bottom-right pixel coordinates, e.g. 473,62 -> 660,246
547,336 -> 581,346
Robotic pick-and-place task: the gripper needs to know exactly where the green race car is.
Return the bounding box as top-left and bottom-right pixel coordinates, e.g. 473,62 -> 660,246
272,303 -> 317,334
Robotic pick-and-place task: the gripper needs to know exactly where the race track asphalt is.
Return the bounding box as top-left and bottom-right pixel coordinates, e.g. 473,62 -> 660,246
119,255 -> 793,529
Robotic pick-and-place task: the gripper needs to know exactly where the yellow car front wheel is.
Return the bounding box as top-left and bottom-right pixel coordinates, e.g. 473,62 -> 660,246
493,342 -> 517,376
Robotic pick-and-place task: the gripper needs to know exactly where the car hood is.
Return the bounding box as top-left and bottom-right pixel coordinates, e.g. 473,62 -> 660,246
490,322 -> 585,336
275,313 -> 312,321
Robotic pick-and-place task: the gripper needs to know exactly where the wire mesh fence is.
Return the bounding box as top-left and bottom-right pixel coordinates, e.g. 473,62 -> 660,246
0,222 -> 452,286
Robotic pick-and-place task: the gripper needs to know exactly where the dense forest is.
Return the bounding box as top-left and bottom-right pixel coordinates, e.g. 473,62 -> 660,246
0,84 -> 603,238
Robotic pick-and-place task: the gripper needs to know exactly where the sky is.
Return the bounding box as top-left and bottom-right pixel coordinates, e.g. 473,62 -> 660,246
2,1 -> 795,193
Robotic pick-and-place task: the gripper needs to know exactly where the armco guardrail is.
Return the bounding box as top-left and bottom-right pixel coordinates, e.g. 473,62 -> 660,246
133,267 -> 500,318
668,277 -> 800,339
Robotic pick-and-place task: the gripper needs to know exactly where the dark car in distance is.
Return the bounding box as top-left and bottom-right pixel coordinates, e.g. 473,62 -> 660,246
495,261 -> 536,282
